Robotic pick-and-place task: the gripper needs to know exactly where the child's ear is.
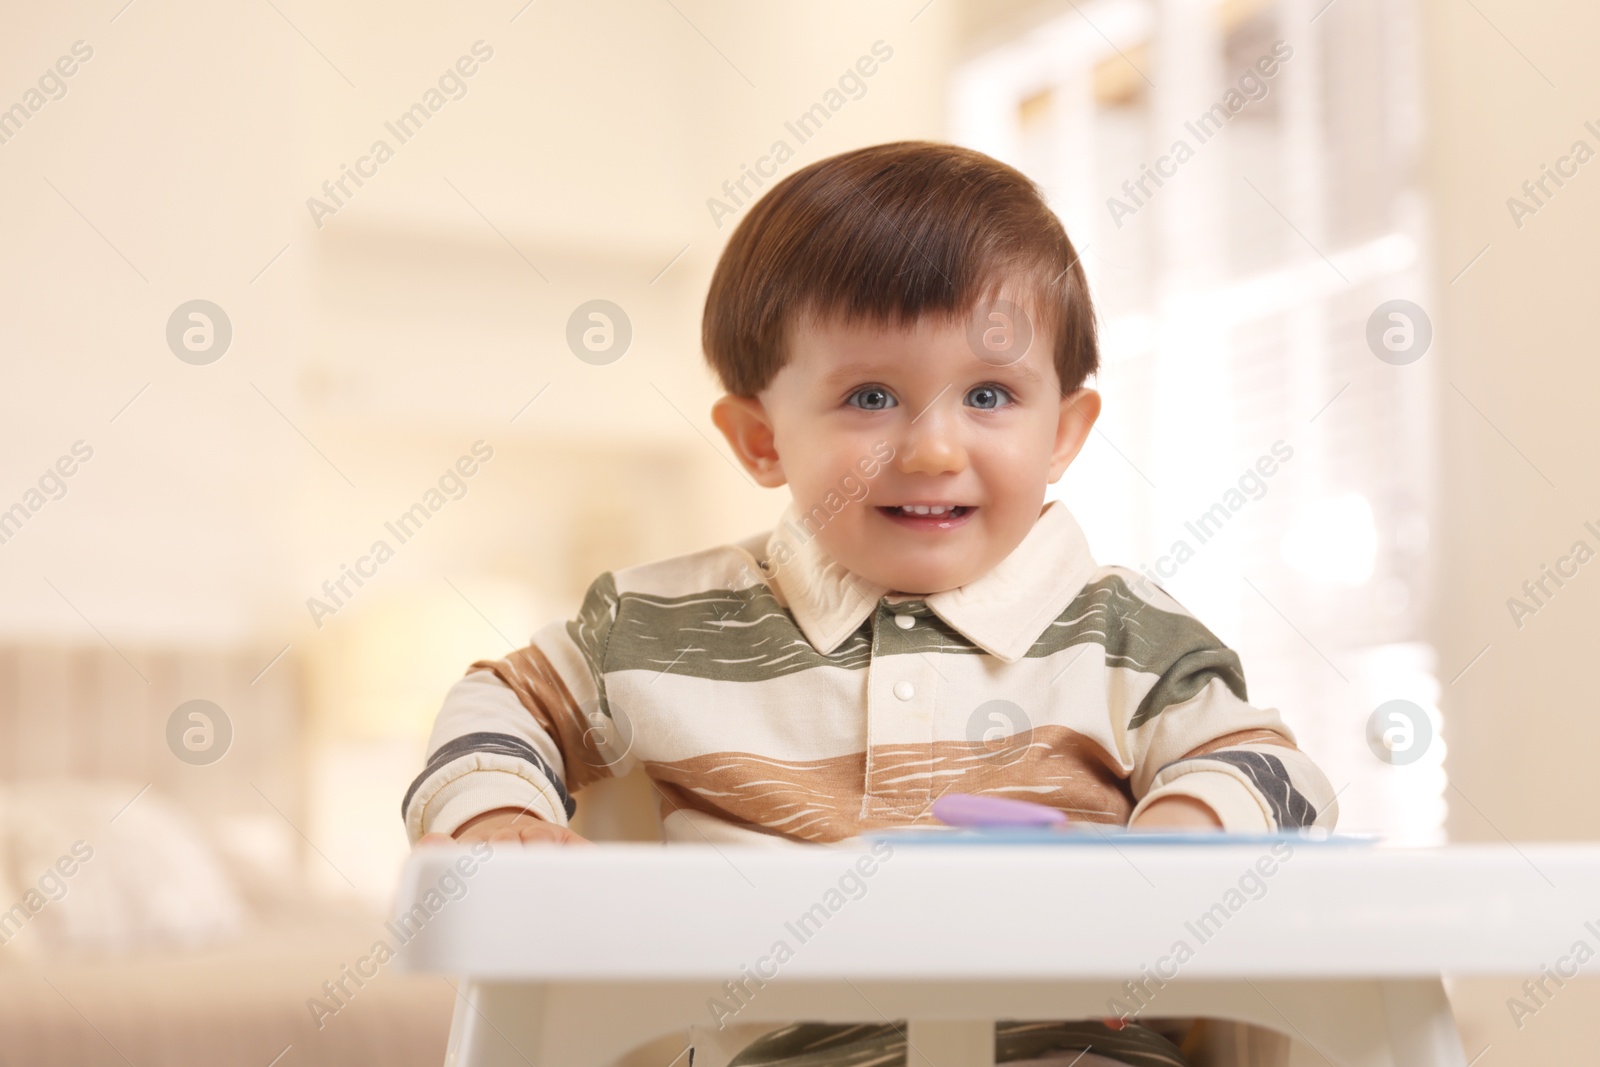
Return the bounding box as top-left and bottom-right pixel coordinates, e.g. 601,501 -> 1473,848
711,394 -> 787,488
1048,387 -> 1101,483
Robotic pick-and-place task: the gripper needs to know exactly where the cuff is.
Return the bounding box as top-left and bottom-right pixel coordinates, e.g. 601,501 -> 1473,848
1130,768 -> 1275,832
406,766 -> 569,843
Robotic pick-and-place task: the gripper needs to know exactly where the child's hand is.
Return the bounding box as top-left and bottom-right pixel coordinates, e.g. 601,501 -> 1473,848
416,806 -> 594,848
1128,795 -> 1223,832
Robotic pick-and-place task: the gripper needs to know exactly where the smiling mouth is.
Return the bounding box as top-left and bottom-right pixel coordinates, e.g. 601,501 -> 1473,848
881,504 -> 972,517
877,504 -> 976,528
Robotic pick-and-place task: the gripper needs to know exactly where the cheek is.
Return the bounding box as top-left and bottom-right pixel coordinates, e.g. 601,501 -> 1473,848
977,418 -> 1056,481
785,461 -> 863,516
781,429 -> 881,493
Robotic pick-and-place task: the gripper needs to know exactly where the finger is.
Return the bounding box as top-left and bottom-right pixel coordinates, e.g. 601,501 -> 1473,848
416,832 -> 455,848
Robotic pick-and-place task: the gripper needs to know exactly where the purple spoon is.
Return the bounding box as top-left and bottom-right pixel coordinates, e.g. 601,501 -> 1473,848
931,792 -> 1069,829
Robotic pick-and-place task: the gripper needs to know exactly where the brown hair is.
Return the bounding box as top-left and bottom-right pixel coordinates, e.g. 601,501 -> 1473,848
702,140 -> 1098,398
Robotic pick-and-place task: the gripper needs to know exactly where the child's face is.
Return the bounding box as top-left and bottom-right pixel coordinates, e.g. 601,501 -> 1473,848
713,296 -> 1100,594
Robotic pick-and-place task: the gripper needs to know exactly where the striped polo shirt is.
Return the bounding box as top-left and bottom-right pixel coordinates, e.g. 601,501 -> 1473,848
402,500 -> 1337,845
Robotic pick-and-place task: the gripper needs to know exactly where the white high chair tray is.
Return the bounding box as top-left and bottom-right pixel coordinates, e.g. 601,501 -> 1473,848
395,841 -> 1598,979
392,842 -> 1600,1067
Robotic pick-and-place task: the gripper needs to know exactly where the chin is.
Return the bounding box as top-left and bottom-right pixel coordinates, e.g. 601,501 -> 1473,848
867,561 -> 979,596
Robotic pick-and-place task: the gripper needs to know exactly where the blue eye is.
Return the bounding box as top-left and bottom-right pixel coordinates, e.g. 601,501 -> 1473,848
965,384 -> 1013,409
847,386 -> 897,411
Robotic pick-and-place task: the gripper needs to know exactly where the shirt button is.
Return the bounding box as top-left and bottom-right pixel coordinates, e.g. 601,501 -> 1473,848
893,681 -> 915,701
894,613 -> 915,630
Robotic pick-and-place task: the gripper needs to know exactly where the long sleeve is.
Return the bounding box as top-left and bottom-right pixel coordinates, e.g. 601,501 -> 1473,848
401,572 -> 632,842
1107,572 -> 1338,832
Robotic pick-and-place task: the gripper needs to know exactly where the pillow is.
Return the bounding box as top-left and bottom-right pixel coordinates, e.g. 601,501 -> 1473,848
0,779 -> 247,959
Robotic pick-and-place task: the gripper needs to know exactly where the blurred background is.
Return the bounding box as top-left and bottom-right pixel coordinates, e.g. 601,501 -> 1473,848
0,0 -> 1594,1063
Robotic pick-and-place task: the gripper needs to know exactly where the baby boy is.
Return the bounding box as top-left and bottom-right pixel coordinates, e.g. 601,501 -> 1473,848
404,138 -> 1336,1067
404,140 -> 1335,850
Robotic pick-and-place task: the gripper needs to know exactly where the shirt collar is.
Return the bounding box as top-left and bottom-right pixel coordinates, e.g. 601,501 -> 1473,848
759,499 -> 1100,663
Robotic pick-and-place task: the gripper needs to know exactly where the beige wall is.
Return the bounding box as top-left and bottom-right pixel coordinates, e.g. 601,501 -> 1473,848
1423,0 -> 1600,1058
0,0 -> 959,641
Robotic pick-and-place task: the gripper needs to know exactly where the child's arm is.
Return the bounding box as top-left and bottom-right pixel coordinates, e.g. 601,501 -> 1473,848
1128,794 -> 1223,831
416,806 -> 592,847
1123,654 -> 1338,832
1109,574 -> 1339,833
403,574 -> 627,846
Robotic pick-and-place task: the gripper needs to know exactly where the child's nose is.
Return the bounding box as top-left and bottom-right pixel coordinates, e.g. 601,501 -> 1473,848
897,408 -> 968,475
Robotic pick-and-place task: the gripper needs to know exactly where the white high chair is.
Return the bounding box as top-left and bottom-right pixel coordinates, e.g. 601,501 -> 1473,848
397,771 -> 1597,1067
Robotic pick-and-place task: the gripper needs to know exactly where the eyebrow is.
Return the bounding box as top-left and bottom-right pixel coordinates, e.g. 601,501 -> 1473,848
994,360 -> 1044,386
818,364 -> 894,391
